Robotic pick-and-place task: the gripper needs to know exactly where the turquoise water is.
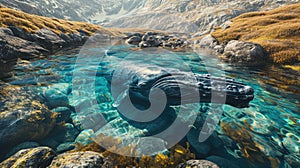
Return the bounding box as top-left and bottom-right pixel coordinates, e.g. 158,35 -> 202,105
4,45 -> 300,167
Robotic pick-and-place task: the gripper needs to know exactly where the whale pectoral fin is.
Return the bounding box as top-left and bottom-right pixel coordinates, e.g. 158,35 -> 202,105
112,89 -> 129,108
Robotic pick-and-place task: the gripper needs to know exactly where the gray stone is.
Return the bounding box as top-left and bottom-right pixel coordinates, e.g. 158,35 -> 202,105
43,87 -> 69,109
52,107 -> 72,123
220,20 -> 233,29
0,27 -> 13,36
75,129 -> 94,146
0,147 -> 56,168
56,142 -> 76,153
126,36 -> 142,45
139,41 -> 151,48
177,160 -> 220,168
49,151 -> 104,168
199,34 -> 219,48
53,123 -> 80,143
222,40 -> 269,66
214,45 -> 225,53
142,34 -> 149,41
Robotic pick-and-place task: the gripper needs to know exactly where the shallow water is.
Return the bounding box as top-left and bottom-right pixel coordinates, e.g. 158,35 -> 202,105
3,44 -> 300,167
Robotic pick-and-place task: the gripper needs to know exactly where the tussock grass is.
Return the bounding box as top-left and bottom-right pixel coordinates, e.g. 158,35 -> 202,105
0,6 -> 108,35
212,3 -> 300,65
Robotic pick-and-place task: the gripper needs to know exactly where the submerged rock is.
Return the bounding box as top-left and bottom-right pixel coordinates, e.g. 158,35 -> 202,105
75,129 -> 95,146
4,141 -> 40,159
0,84 -> 56,155
42,86 -> 69,109
56,142 -> 76,154
206,156 -> 240,168
177,159 -> 219,168
221,40 -> 268,66
52,107 -> 73,123
49,151 -> 105,168
0,147 -> 56,168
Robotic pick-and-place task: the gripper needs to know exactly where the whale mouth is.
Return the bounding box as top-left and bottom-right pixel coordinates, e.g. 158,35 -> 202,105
149,73 -> 254,108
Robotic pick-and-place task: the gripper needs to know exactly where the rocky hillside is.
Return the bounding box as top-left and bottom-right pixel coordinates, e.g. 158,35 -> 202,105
1,0 -> 299,35
211,3 -> 300,66
0,5 -> 111,78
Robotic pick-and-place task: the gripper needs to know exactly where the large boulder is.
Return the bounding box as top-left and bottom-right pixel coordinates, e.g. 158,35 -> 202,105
221,40 -> 268,66
49,151 -> 106,168
0,147 -> 56,168
0,83 -> 56,155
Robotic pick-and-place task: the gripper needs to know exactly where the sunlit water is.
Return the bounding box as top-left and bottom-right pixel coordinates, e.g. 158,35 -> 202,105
3,45 -> 300,167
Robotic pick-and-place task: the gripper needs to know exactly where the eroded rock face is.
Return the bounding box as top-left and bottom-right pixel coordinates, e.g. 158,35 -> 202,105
0,83 -> 56,154
0,27 -> 90,79
221,40 -> 268,66
0,27 -> 48,61
49,151 -> 105,168
177,160 -> 220,168
0,147 -> 56,168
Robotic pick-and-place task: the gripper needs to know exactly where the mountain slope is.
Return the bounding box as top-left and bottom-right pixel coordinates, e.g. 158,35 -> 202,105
0,0 -> 146,23
104,0 -> 300,34
1,0 -> 299,34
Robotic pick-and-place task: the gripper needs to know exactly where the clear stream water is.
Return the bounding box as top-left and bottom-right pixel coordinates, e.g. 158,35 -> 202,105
3,44 -> 300,167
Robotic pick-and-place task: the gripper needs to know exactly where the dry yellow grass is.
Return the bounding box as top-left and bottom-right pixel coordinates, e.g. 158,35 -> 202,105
211,3 -> 300,65
0,6 -> 110,36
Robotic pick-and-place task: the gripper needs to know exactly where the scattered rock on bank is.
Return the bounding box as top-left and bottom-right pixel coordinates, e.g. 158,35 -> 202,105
0,147 -> 56,168
125,31 -> 189,49
126,36 -> 142,45
197,35 -> 269,66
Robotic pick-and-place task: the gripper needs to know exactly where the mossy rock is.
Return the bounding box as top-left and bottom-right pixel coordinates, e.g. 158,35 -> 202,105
49,151 -> 105,168
0,84 -> 56,155
0,147 -> 56,168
